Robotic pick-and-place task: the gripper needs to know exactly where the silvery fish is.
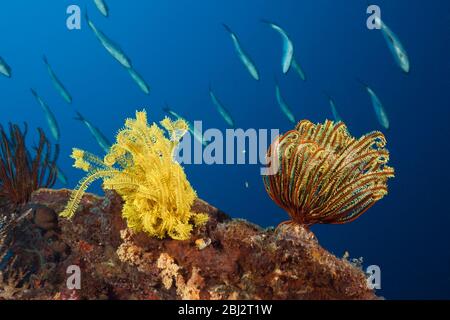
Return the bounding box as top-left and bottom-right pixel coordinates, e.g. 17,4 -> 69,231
55,166 -> 68,185
291,57 -> 306,81
43,55 -> 72,104
93,0 -> 109,17
30,89 -> 60,141
39,157 -> 68,185
127,68 -> 150,95
275,82 -> 295,124
163,105 -> 208,146
223,24 -> 260,81
85,11 -> 132,68
324,93 -> 342,122
377,17 -> 410,73
262,20 -> 294,74
209,87 -> 235,128
358,79 -> 389,129
0,56 -> 11,78
75,111 -> 112,153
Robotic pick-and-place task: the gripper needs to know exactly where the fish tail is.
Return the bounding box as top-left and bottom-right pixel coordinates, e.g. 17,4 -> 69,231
260,18 -> 271,25
74,111 -> 85,122
273,74 -> 279,85
322,90 -> 332,101
30,88 -> 38,98
42,55 -> 49,66
222,23 -> 232,34
355,77 -> 368,88
84,6 -> 91,23
162,102 -> 171,114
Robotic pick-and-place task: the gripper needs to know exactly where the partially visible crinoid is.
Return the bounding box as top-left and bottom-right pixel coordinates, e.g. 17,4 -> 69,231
0,268 -> 31,300
0,123 -> 58,211
263,120 -> 394,227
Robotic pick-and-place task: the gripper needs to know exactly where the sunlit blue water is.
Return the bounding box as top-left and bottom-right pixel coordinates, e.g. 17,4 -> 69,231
1,0 -> 449,299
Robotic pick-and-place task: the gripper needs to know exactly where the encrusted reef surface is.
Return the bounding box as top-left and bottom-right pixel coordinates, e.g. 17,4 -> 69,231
0,188 -> 377,300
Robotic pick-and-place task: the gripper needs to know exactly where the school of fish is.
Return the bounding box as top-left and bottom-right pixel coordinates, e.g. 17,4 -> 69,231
0,1 -> 410,185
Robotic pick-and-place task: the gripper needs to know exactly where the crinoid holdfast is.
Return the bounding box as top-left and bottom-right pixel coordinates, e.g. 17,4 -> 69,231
263,120 -> 395,227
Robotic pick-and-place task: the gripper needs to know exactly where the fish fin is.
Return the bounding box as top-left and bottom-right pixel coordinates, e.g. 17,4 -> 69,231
355,77 -> 368,88
74,111 -> 85,122
322,90 -> 332,101
30,88 -> 38,98
222,23 -> 233,34
162,102 -> 171,114
273,74 -> 279,85
84,6 -> 91,23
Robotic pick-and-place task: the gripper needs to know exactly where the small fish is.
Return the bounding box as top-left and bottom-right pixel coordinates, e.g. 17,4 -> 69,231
39,156 -> 68,185
275,82 -> 295,124
358,79 -> 389,129
0,56 -> 11,78
262,20 -> 294,74
85,11 -> 132,69
245,181 -> 249,188
55,166 -> 68,185
290,57 -> 306,81
43,55 -> 72,104
223,24 -> 260,81
74,111 -> 111,153
93,0 -> 109,17
30,89 -> 60,141
209,86 -> 235,128
163,105 -> 208,146
324,93 -> 342,122
376,17 -> 410,73
127,68 -> 150,94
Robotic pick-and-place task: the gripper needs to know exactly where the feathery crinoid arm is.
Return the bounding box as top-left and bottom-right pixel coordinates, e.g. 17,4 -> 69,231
192,213 -> 209,226
60,169 -> 118,219
160,117 -> 188,154
71,148 -> 112,171
62,109 -> 207,241
263,120 -> 395,226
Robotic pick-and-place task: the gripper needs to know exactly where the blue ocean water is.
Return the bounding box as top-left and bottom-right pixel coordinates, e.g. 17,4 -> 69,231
0,0 -> 449,299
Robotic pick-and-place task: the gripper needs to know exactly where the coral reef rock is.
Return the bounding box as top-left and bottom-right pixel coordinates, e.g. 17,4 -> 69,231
0,188 -> 377,300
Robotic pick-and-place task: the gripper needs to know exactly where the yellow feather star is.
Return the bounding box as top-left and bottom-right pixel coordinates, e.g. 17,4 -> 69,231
60,110 -> 208,240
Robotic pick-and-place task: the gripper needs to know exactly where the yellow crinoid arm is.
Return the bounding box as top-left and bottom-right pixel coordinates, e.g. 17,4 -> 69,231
60,169 -> 118,218
160,117 -> 188,143
61,109 -> 208,240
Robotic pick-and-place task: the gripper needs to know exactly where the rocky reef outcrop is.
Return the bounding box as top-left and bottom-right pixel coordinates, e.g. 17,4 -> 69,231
0,188 -> 377,300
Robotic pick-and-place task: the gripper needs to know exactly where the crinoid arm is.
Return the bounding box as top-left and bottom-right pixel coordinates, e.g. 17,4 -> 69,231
0,123 -> 58,208
60,168 -> 117,219
61,109 -> 207,240
263,119 -> 394,226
